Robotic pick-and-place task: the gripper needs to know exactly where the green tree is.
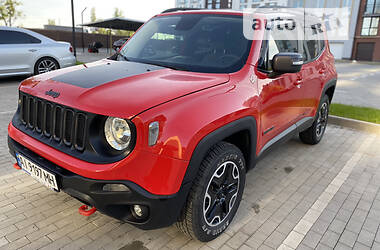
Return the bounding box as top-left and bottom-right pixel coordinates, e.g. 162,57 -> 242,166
0,0 -> 22,26
47,19 -> 55,25
113,8 -> 124,18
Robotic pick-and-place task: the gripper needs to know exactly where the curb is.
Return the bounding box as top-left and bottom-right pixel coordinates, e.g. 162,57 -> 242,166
328,115 -> 380,135
335,60 -> 380,65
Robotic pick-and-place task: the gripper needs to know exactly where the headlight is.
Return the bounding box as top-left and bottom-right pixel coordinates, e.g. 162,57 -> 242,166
104,117 -> 131,150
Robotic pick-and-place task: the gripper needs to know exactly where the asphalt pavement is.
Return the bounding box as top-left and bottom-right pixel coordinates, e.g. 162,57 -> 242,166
334,62 -> 380,109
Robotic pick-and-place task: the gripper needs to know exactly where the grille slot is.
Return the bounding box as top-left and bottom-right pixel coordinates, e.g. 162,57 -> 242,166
74,113 -> 87,151
63,110 -> 74,146
19,92 -> 88,152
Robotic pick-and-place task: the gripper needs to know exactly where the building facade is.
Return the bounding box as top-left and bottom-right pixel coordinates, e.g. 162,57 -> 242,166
175,0 -> 205,8
232,0 -> 287,10
174,0 -> 361,60
286,0 -> 361,60
205,0 -> 233,9
352,0 -> 380,61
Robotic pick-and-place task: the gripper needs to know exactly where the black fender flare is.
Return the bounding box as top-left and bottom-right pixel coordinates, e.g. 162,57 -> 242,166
165,117 -> 258,224
182,116 -> 258,186
321,78 -> 337,102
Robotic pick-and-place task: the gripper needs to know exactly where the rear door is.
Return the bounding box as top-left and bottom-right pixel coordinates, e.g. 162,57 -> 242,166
0,30 -> 41,75
298,37 -> 328,117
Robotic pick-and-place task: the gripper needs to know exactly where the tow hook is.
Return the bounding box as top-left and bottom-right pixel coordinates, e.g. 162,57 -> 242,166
78,205 -> 97,216
13,163 -> 21,170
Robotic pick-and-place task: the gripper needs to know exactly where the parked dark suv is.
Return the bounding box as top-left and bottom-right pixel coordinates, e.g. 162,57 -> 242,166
8,9 -> 336,241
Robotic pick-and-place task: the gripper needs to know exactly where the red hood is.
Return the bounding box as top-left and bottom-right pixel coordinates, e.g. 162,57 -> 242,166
19,59 -> 230,118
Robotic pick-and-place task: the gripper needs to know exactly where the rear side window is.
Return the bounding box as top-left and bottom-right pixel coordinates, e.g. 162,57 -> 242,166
0,30 -> 41,44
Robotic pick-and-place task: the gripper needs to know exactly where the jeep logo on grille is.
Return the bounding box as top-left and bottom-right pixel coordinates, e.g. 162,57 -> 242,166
45,89 -> 60,98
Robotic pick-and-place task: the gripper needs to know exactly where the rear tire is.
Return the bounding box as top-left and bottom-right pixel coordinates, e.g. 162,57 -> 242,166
299,94 -> 330,145
176,142 -> 246,242
34,57 -> 59,75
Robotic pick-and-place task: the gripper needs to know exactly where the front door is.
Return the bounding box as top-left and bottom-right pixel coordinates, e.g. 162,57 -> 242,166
256,36 -> 304,150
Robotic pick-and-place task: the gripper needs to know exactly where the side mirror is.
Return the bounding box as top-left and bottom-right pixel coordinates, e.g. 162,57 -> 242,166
272,53 -> 303,74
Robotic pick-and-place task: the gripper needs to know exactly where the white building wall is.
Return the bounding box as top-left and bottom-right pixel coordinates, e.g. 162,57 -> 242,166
175,0 -> 205,8
232,0 -> 288,10
231,0 -> 360,60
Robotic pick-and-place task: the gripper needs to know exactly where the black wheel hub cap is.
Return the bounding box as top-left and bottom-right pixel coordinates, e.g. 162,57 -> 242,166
316,102 -> 329,138
203,161 -> 240,227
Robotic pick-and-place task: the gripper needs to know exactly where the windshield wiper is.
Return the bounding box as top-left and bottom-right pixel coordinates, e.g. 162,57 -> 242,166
117,52 -> 129,62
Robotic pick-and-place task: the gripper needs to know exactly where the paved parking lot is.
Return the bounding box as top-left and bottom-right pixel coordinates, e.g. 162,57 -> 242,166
1,79 -> 380,250
334,62 -> 380,109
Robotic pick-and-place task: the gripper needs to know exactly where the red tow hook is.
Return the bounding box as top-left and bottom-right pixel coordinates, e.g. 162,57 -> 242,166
13,163 -> 21,170
78,205 -> 97,216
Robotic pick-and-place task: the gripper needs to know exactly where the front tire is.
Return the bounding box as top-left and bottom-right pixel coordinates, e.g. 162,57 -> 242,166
176,142 -> 246,242
299,94 -> 330,145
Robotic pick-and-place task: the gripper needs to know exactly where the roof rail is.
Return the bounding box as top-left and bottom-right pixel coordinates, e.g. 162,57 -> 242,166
161,8 -> 201,13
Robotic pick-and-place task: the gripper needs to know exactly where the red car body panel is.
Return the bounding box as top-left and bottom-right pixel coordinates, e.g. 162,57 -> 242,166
19,60 -> 230,119
8,11 -> 337,198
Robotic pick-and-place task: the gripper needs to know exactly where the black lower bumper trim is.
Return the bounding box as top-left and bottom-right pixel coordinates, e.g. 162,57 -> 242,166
8,137 -> 191,230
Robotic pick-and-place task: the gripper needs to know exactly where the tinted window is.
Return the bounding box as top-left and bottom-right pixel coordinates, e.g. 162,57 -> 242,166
305,35 -> 325,62
0,30 -> 41,44
258,34 -> 299,71
306,40 -> 319,59
119,14 -> 252,73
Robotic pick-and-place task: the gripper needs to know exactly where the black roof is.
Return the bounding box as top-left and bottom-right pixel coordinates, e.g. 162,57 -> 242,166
82,17 -> 144,31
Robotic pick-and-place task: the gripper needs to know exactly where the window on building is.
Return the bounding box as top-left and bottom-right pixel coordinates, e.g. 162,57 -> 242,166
325,0 -> 340,8
342,0 -> 352,7
215,0 -> 220,8
240,3 -> 248,10
289,0 -> 304,7
365,0 -> 380,14
361,17 -> 379,36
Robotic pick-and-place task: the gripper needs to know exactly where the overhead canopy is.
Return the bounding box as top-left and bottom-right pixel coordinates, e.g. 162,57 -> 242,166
82,17 -> 145,31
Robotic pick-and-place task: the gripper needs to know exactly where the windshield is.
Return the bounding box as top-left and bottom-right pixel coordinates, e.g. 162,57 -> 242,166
118,14 -> 252,73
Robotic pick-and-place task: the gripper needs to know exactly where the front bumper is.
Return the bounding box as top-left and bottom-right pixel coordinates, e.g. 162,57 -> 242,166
8,137 -> 191,229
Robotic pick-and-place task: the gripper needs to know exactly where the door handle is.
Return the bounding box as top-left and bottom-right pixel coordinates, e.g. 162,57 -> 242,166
28,49 -> 37,52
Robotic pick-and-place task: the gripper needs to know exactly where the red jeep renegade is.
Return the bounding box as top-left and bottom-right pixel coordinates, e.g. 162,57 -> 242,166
8,9 -> 337,241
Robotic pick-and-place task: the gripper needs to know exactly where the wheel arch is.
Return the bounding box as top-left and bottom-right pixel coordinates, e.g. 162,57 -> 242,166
34,55 -> 61,74
182,116 -> 257,186
322,78 -> 337,103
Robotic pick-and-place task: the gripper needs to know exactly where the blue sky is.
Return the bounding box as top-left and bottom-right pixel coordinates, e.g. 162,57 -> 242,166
13,0 -> 175,28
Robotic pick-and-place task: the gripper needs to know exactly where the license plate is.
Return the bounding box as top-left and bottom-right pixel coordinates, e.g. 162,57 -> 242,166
16,153 -> 59,191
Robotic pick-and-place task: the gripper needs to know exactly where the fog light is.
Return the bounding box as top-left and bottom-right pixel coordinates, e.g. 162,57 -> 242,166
133,205 -> 143,217
102,184 -> 130,192
131,204 -> 149,220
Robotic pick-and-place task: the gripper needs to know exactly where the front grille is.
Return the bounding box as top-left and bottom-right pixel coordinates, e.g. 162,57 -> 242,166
19,92 -> 87,152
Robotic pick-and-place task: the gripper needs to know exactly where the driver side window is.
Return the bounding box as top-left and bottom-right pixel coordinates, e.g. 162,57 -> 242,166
258,34 -> 300,72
